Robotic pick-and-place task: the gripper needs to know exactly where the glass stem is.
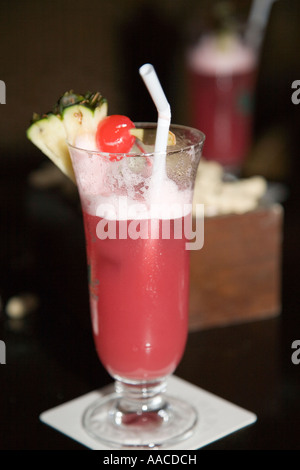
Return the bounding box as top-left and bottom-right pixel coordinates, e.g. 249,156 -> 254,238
113,378 -> 170,425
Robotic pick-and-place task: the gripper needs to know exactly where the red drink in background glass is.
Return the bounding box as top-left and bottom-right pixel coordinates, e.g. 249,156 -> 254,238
187,34 -> 257,170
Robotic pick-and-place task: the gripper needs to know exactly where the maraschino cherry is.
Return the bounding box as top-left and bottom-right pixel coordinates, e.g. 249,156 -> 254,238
96,115 -> 136,160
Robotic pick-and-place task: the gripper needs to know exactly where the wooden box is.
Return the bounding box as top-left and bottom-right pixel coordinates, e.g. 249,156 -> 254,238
189,204 -> 283,331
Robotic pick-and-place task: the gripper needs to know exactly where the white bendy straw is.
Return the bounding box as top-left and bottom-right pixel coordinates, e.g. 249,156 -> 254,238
245,0 -> 279,51
139,63 -> 171,200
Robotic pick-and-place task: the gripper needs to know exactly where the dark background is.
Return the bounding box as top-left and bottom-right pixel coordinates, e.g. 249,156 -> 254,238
0,0 -> 300,451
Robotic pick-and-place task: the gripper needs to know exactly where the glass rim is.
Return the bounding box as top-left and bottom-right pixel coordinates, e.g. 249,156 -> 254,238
67,123 -> 205,158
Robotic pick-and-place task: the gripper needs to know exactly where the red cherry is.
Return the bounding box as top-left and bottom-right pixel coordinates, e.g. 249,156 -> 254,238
96,115 -> 136,157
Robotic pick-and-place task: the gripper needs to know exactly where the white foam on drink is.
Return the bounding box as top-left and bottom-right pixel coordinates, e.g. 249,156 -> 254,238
94,184 -> 192,221
188,33 -> 256,76
71,135 -> 192,221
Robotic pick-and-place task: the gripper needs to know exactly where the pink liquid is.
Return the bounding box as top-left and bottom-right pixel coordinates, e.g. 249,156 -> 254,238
83,211 -> 190,381
188,68 -> 256,167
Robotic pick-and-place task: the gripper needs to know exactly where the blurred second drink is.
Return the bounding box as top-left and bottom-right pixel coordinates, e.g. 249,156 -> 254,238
187,32 -> 257,171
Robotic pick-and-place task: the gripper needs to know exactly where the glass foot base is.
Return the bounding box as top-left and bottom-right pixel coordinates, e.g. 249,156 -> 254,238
82,392 -> 198,449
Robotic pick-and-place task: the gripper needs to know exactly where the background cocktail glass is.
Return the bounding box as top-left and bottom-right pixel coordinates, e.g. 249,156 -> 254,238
68,124 -> 205,448
187,30 -> 257,172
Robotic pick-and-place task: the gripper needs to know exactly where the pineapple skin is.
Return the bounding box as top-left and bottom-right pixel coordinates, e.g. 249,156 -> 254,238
27,90 -> 108,182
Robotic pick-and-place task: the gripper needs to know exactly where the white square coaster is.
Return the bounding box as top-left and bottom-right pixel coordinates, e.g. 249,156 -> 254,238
40,375 -> 257,450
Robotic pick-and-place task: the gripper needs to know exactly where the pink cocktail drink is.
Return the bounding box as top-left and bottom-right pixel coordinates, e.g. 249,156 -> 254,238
26,81 -> 205,447
68,123 -> 205,447
83,212 -> 190,381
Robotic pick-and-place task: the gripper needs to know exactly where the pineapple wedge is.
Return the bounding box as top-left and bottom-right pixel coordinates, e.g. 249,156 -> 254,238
27,113 -> 76,183
27,91 -> 108,183
61,92 -> 108,146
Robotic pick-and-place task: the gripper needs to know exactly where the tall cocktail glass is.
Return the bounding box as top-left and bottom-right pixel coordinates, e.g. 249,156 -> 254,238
68,123 -> 205,448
